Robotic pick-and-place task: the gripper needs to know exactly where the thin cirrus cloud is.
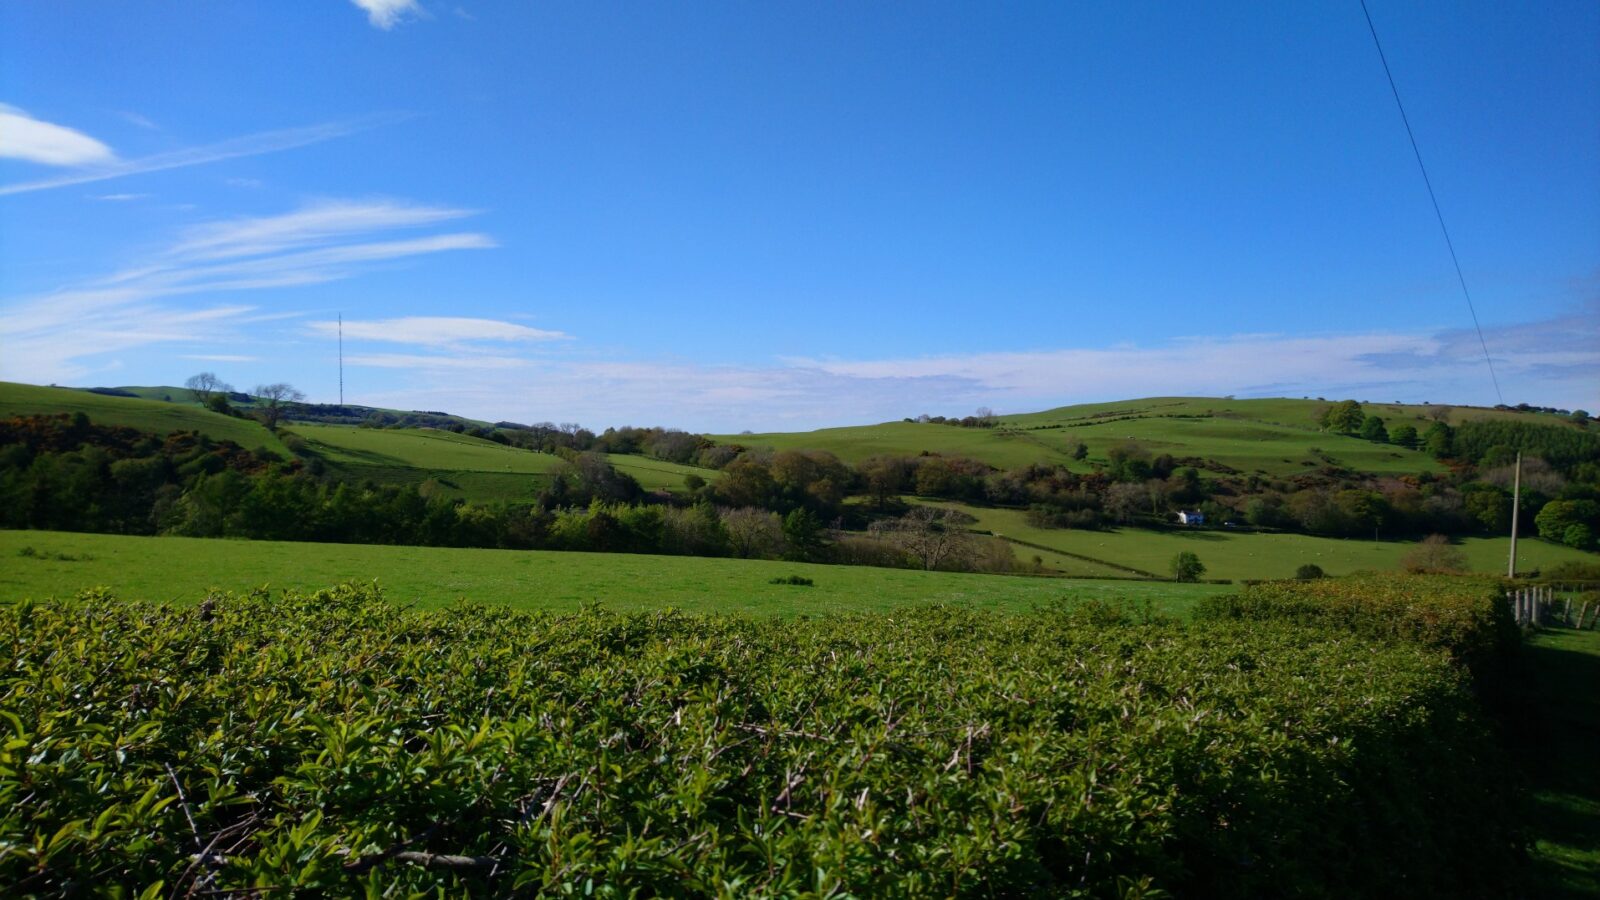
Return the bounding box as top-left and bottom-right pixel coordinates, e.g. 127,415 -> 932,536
311,316 -> 568,348
343,309 -> 1598,432
0,113 -> 406,196
0,198 -> 496,383
117,111 -> 159,131
0,104 -> 117,166
351,0 -> 424,30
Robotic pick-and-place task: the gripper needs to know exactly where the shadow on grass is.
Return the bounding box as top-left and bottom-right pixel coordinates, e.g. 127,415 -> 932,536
1513,629 -> 1600,898
310,443 -> 409,466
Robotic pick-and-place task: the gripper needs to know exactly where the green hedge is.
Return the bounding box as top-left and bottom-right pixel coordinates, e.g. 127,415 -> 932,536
1,584 -> 1519,897
1195,574 -> 1519,680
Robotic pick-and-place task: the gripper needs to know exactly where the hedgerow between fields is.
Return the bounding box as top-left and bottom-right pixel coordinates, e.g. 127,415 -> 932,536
1195,574 -> 1519,681
1,582 -> 1520,897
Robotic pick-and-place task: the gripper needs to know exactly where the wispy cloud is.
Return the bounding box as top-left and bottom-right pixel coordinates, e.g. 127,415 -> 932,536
171,198 -> 476,260
0,114 -> 403,196
0,198 -> 495,383
345,352 -> 531,370
0,104 -> 116,166
93,192 -> 151,202
311,316 -> 567,347
351,0 -> 424,29
342,309 -> 1599,432
181,354 -> 259,363
118,111 -> 159,131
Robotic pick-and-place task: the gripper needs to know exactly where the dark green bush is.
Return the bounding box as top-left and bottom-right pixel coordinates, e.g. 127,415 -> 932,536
767,574 -> 814,586
0,584 -> 1519,896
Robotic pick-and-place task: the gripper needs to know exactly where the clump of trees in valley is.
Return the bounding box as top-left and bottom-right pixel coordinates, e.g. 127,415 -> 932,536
6,393 -> 1597,578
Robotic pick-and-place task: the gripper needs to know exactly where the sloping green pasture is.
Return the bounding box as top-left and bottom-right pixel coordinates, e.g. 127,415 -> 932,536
0,381 -> 287,455
719,395 -> 1565,477
291,422 -> 713,499
921,501 -> 1598,581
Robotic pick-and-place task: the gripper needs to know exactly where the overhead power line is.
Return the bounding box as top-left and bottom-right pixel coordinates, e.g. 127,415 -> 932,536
1358,0 -> 1504,405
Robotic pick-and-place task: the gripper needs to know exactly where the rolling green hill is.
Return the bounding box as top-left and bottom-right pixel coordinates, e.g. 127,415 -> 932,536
293,422 -> 713,500
0,382 -> 711,501
0,381 -> 289,455
717,396 -> 1569,477
6,381 -> 1590,579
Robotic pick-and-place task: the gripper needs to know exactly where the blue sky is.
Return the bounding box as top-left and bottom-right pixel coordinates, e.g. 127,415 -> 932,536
1,0 -> 1595,430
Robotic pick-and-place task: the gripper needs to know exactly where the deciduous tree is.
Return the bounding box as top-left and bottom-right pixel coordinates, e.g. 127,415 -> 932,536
870,506 -> 975,570
252,383 -> 304,431
1170,551 -> 1205,582
1400,534 -> 1467,574
1319,400 -> 1365,434
185,372 -> 233,411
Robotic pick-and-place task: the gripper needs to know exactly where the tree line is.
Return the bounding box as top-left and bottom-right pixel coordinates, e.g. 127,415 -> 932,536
0,414 -> 1016,573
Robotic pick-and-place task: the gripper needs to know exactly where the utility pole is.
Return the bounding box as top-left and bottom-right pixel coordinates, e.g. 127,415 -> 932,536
1507,451 -> 1521,577
338,313 -> 344,407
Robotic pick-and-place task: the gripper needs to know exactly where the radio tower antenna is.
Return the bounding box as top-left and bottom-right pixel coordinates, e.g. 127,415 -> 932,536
338,313 -> 344,406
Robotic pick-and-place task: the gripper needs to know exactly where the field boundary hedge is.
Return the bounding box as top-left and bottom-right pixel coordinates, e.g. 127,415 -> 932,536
1195,574 -> 1519,682
0,583 -> 1521,896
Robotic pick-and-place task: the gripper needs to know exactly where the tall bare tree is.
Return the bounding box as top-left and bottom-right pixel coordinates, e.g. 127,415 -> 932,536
184,372 -> 232,408
871,506 -> 975,571
253,383 -> 305,431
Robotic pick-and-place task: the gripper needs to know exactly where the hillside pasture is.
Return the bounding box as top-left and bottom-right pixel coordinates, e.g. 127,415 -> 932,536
291,422 -> 713,499
0,381 -> 288,455
920,501 -> 1599,581
718,395 -> 1574,478
715,396 -> 1443,476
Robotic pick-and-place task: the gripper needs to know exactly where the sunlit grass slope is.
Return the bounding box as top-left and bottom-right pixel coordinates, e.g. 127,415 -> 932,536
719,396 -> 1566,477
0,530 -> 1225,617
0,381 -> 288,455
292,423 -> 713,499
922,500 -> 1598,581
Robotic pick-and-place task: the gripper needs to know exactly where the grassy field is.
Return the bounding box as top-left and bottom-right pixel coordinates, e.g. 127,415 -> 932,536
292,422 -> 714,499
0,529 -> 1225,617
607,453 -> 719,493
917,500 -> 1598,581
294,422 -> 562,472
0,381 -> 288,455
718,396 -> 1571,478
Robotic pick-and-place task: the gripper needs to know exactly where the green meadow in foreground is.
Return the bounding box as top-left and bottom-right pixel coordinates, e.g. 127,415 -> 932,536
0,529 -> 1225,617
